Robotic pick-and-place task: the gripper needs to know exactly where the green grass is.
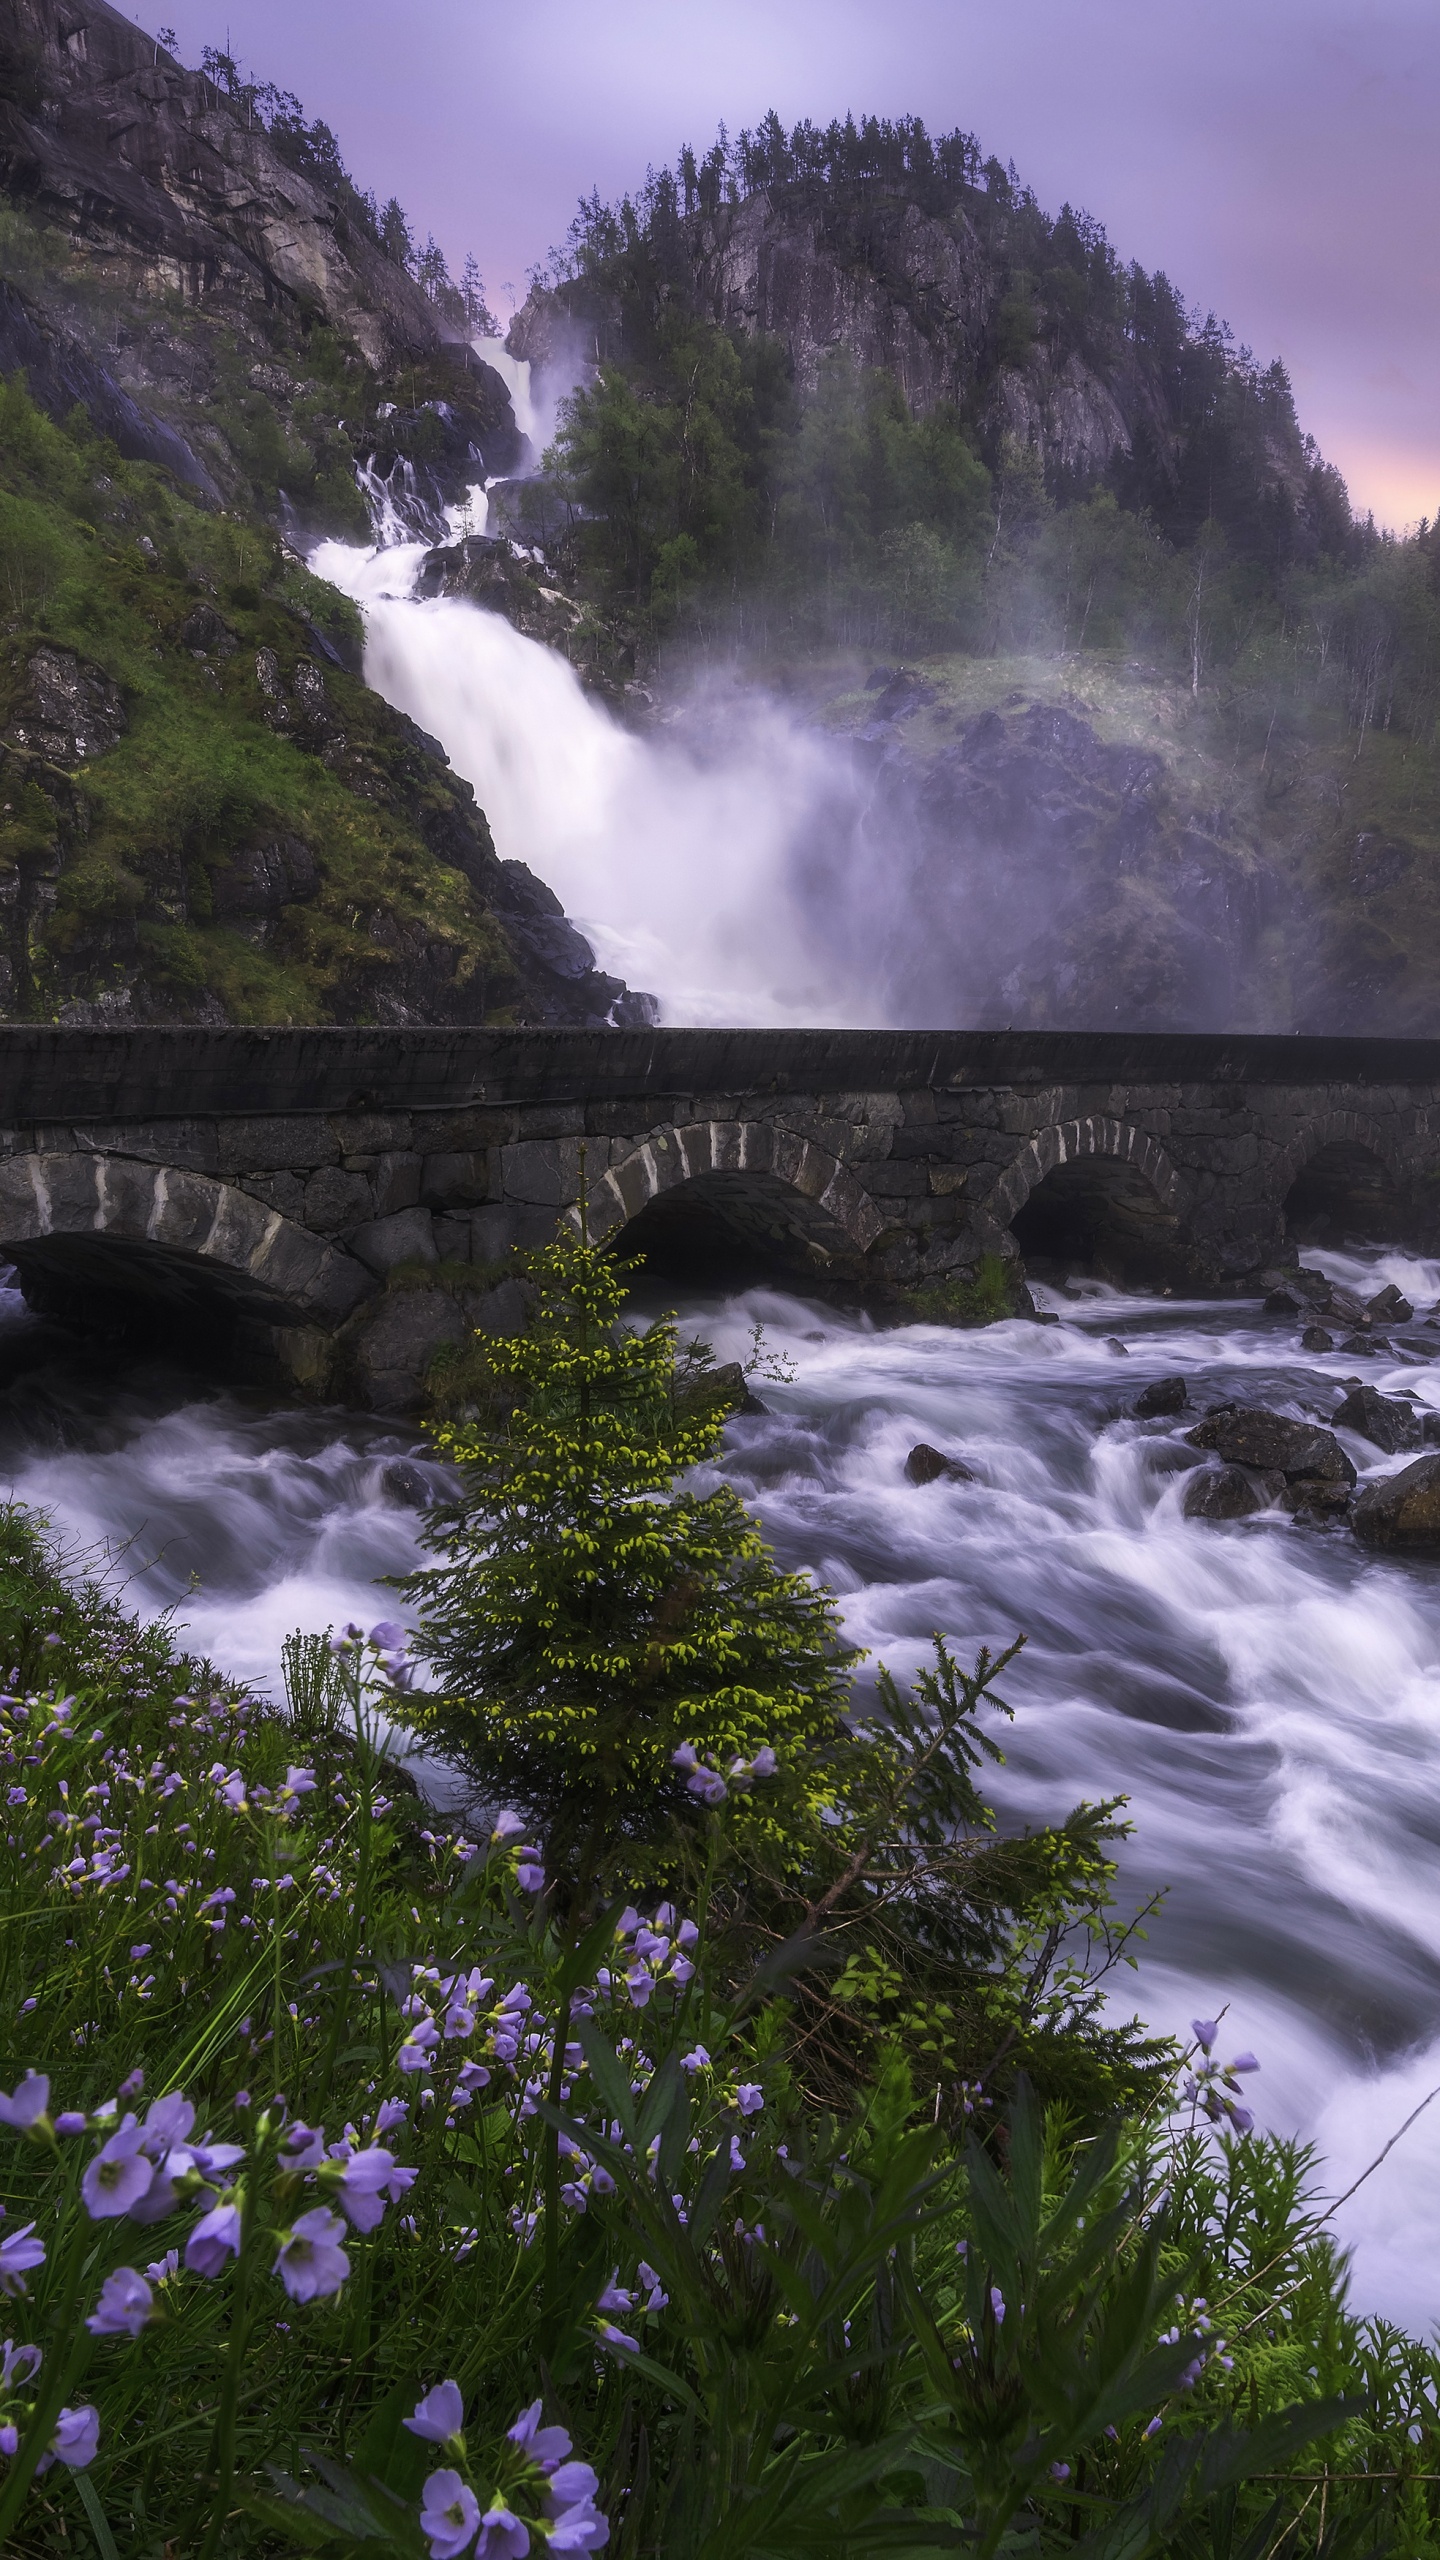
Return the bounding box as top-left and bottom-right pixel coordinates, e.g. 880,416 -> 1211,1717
0,379 -> 520,1022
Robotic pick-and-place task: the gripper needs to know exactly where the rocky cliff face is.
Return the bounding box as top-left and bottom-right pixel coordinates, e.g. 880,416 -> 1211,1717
846,691 -> 1285,1031
0,0 -> 443,369
513,177 -> 1323,535
0,1 -> 659,1030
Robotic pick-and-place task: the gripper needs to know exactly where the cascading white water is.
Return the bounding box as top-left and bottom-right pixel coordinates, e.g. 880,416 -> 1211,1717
310,528 -> 890,1025
665,1252 -> 1440,2329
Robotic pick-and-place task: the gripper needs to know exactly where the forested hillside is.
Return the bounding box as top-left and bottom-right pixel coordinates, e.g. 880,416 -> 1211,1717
495,113 -> 1440,1030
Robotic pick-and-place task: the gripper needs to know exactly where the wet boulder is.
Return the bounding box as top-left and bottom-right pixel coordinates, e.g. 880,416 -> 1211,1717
1332,1385 -> 1421,1455
1338,1334 -> 1388,1358
1186,1405 -> 1356,1486
1184,1465 -> 1285,1521
1300,1325 -> 1334,1353
905,1442 -> 975,1486
1353,1456 -> 1440,1554
1367,1283 -> 1415,1324
1281,1478 -> 1354,1522
1134,1374 -> 1188,1418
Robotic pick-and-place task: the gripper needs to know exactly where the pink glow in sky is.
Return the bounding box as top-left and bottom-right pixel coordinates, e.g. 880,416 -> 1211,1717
143,0 -> 1440,530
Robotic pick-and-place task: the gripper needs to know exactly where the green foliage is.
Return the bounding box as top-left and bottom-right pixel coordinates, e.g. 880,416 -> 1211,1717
905,1253 -> 1018,1327
402,1230 -> 856,1886
0,1391 -> 1436,2557
0,375 -> 518,1023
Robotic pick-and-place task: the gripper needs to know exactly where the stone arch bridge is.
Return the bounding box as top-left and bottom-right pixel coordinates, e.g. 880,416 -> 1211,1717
0,1025 -> 1436,1406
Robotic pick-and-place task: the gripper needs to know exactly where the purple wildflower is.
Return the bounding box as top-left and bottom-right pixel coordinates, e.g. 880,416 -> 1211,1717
81,2118 -> 153,2219
330,2145 -> 415,2233
544,2459 -> 608,2551
735,2084 -> 763,2117
48,2405 -> 100,2470
185,2199 -> 242,2276
142,2094 -> 195,2152
507,2399 -> 572,2471
421,2469 -> 482,2559
0,2222 -> 44,2297
0,2075 -> 49,2131
405,2379 -> 464,2444
86,2267 -> 154,2337
274,2206 -> 350,2302
475,2503 -> 529,2560
1191,2020 -> 1219,2053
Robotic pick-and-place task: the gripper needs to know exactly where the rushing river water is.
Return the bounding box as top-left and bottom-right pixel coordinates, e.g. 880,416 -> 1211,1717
4,1248 -> 1440,2322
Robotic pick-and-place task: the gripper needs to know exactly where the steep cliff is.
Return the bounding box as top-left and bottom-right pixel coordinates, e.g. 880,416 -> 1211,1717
0,0 -> 442,370
0,1 -> 651,1028
512,136 -> 1345,562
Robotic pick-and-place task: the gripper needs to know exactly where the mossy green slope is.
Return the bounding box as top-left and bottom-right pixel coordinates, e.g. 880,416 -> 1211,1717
0,376 -> 527,1025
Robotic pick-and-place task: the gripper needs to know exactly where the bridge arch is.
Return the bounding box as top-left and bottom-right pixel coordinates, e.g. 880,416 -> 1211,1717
585,1120 -> 885,1281
978,1117 -> 1189,1288
0,1152 -> 372,1334
1274,1111 -> 1410,1247
978,1118 -> 1186,1228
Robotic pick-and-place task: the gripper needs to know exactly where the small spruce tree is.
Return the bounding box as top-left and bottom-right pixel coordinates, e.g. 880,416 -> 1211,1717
400,1230 -> 855,1887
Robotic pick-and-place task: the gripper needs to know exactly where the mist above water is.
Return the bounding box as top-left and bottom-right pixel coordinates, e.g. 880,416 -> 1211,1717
314,531 -> 892,1025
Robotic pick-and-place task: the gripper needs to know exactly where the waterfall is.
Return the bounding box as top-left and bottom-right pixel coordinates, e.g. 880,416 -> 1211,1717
311,528 -> 891,1026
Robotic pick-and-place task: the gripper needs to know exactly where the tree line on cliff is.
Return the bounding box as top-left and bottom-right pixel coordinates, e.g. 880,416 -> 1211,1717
526,114 -> 1440,754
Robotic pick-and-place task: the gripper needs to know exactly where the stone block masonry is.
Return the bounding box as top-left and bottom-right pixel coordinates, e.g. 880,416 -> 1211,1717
0,1026 -> 1436,1408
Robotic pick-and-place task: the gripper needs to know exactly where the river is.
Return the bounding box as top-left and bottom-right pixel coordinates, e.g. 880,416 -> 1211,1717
4,1246 -> 1440,2326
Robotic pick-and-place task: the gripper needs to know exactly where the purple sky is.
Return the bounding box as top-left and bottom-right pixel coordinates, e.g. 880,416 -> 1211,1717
144,0 -> 1440,527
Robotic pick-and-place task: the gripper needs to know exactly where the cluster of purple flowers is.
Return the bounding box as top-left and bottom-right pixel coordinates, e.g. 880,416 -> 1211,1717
0,2071 -> 416,2349
594,1905 -> 697,2008
0,2341 -> 98,2476
405,2383 -> 608,2558
208,1761 -> 317,1821
396,1966 -> 548,2096
593,2262 -> 669,2355
331,1619 -> 418,1696
1157,2296 -> 1235,2389
671,1742 -> 777,1807
1183,2020 -> 1260,2136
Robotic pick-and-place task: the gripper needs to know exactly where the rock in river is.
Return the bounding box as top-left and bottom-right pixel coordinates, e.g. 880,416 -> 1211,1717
905,1442 -> 975,1486
1184,1465 -> 1286,1520
1331,1385 -> 1421,1455
1186,1405 -> 1356,1485
1353,1455 -> 1440,1554
1134,1374 -> 1188,1418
